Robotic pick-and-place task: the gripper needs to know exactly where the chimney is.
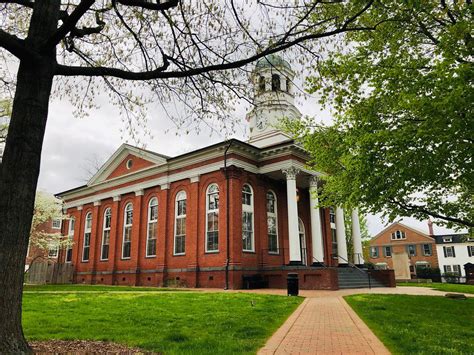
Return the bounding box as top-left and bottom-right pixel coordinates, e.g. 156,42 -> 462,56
427,219 -> 434,236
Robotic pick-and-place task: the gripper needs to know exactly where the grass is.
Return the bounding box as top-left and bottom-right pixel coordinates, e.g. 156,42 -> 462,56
397,282 -> 474,294
345,294 -> 474,354
23,284 -> 187,292
23,285 -> 302,354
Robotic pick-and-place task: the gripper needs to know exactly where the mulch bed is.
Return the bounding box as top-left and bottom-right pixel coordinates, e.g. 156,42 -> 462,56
30,340 -> 157,354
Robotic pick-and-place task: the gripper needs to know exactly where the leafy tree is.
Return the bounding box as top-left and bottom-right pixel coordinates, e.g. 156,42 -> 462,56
0,0 -> 378,351
0,99 -> 10,144
285,1 -> 473,229
25,191 -> 69,271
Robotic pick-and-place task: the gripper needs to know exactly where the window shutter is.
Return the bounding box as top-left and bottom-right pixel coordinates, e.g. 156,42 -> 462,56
452,247 -> 456,258
406,245 -> 410,254
443,246 -> 447,257
429,244 -> 432,255
413,245 -> 417,256
468,246 -> 472,257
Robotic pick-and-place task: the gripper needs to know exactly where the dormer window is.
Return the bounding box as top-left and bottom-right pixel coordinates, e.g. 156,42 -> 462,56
443,237 -> 452,243
391,230 -> 406,240
271,74 -> 280,91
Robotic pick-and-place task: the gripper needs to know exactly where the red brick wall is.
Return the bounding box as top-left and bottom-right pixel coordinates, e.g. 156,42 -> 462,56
64,166 -> 334,289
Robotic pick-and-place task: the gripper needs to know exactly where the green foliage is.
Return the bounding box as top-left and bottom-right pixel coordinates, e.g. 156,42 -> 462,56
22,287 -> 302,354
345,294 -> 474,354
415,267 -> 441,282
0,99 -> 10,143
284,1 -> 474,229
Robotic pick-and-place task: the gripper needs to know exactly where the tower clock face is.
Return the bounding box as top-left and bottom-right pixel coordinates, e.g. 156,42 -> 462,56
256,115 -> 267,131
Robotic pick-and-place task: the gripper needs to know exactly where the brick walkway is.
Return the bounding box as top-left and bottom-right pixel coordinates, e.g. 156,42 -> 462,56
256,286 -> 470,355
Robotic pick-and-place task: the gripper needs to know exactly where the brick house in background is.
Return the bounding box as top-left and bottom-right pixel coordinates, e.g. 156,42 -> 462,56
25,218 -> 62,271
54,55 -> 382,290
369,222 -> 438,280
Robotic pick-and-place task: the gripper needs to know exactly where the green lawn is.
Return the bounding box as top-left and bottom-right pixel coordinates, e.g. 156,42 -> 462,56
23,284 -> 187,292
345,294 -> 474,354
397,282 -> 474,295
23,286 -> 302,354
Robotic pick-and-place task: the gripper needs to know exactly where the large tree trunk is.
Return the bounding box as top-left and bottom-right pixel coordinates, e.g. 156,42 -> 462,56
0,1 -> 59,352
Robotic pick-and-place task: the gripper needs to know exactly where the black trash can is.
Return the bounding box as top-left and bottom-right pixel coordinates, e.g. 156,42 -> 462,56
287,273 -> 299,296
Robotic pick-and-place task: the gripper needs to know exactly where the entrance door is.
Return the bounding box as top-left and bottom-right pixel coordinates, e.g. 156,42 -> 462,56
298,218 -> 307,266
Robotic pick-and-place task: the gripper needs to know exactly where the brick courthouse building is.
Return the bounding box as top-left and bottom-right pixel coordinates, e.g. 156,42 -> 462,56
56,55 -> 369,290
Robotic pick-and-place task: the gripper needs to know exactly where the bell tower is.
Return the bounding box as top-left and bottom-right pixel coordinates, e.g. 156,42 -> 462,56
247,54 -> 302,148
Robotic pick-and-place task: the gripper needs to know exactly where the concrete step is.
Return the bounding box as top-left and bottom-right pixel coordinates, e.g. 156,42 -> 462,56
337,267 -> 386,289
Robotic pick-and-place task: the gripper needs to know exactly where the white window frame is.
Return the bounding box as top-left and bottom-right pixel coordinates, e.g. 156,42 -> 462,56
242,184 -> 255,252
101,208 -> 112,261
443,237 -> 452,242
65,218 -> 75,263
452,264 -> 461,275
146,197 -> 158,257
266,190 -> 279,254
48,243 -> 59,258
122,203 -> 133,259
391,230 -> 406,240
423,244 -> 432,256
174,191 -> 186,255
370,246 -> 379,258
468,245 -> 474,257
82,212 -> 92,262
444,265 -> 452,273
384,246 -> 392,257
52,218 -> 62,230
408,244 -> 416,257
444,246 -> 455,258
205,184 -> 219,253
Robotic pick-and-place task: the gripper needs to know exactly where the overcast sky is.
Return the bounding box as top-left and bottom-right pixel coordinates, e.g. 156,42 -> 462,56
35,67 -> 462,238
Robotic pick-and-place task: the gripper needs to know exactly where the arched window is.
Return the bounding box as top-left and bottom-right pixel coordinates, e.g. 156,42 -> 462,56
267,191 -> 278,254
65,218 -> 75,263
206,184 -> 219,252
101,208 -> 112,260
271,74 -> 280,91
82,212 -> 92,262
258,76 -> 265,93
122,203 -> 133,259
242,184 -> 254,252
146,197 -> 158,257
174,191 -> 186,255
391,230 -> 406,240
298,218 -> 307,265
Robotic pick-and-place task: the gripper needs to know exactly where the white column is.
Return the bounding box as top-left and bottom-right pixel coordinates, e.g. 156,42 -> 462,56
351,208 -> 364,266
335,207 -> 348,265
309,177 -> 324,266
283,167 -> 301,264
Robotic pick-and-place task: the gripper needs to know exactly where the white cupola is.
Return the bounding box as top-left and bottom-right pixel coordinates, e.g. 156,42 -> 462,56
247,54 -> 302,148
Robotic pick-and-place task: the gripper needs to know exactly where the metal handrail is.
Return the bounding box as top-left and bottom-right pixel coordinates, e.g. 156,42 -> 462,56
333,253 -> 371,289
312,256 -> 328,268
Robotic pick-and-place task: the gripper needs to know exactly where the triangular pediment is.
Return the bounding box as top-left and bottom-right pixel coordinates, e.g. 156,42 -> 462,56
88,144 -> 168,185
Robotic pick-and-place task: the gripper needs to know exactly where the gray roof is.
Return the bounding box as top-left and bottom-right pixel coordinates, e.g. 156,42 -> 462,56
255,54 -> 291,71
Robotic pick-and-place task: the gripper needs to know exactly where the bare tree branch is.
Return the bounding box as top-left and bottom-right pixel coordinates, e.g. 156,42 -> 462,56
44,0 -> 95,51
0,0 -> 34,8
115,0 -> 179,11
0,29 -> 36,60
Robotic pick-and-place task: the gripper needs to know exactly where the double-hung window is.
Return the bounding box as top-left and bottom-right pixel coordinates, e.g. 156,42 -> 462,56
101,208 -> 111,260
384,246 -> 392,257
467,245 -> 474,257
206,184 -> 219,252
82,212 -> 92,262
146,197 -> 158,257
174,191 -> 186,255
122,203 -> 133,259
242,184 -> 254,252
422,244 -> 432,256
267,191 -> 278,254
370,246 -> 379,258
443,246 -> 455,258
65,218 -> 75,263
407,244 -> 416,257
